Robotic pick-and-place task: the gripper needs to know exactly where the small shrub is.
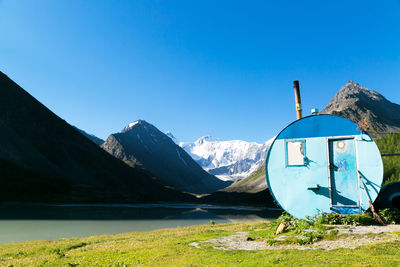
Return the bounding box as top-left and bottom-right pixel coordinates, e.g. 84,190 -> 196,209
313,212 -> 376,226
51,248 -> 65,258
276,212 -> 295,224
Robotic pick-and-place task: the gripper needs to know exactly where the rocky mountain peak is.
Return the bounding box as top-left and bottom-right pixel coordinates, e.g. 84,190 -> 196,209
121,120 -> 153,133
195,135 -> 218,145
345,80 -> 360,87
322,81 -> 400,134
336,81 -> 384,101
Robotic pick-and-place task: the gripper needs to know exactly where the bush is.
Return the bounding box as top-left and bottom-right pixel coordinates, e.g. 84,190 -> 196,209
314,212 -> 376,226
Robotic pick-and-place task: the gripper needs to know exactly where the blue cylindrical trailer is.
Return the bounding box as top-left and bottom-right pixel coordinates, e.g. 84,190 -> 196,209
265,114 -> 383,219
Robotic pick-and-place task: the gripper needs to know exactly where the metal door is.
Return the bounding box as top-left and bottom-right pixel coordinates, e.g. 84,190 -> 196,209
328,138 -> 359,207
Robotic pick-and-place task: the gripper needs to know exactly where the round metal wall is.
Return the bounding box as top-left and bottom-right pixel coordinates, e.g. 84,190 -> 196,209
265,114 -> 383,219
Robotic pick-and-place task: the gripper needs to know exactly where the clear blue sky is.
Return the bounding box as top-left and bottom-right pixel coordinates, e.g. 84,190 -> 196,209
1,0 -> 399,143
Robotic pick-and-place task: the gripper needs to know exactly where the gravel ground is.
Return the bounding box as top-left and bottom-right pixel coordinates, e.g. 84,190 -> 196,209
189,225 -> 400,251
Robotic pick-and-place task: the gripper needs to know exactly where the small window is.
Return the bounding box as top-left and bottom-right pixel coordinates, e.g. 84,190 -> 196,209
286,140 -> 306,166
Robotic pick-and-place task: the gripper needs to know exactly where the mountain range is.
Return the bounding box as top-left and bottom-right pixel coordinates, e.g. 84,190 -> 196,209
0,71 -> 192,203
101,120 -> 231,193
1,71 -> 399,205
178,136 -> 273,181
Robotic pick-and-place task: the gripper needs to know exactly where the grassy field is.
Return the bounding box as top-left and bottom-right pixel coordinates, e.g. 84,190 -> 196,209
1,220 -> 400,266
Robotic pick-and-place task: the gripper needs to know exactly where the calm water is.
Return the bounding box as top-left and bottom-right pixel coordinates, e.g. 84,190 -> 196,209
0,203 -> 281,244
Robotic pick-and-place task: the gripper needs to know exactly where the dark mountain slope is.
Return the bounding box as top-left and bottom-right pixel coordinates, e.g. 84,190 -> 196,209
0,71 -> 193,203
322,81 -> 400,135
101,120 -> 232,194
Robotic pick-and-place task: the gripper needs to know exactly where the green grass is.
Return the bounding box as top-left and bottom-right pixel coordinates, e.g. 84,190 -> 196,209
1,220 -> 400,266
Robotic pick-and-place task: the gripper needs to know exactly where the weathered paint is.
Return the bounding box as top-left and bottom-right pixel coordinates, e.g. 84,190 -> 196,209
265,114 -> 383,219
330,139 -> 359,206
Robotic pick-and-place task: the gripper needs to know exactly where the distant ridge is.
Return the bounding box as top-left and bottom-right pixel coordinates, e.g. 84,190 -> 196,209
75,127 -> 104,146
322,81 -> 400,135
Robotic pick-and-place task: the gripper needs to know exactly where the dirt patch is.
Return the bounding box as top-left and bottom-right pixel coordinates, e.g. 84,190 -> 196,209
189,225 -> 400,251
190,232 -> 267,251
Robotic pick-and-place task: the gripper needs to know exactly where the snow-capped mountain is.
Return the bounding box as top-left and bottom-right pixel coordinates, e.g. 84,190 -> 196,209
173,135 -> 274,181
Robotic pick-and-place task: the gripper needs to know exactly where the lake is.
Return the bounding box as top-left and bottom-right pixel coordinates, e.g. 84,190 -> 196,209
0,203 -> 281,244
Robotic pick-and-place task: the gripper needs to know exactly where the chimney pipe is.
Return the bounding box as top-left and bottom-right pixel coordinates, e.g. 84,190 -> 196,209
293,80 -> 303,120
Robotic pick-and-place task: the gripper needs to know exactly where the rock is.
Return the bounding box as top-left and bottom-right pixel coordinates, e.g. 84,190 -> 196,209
275,222 -> 288,235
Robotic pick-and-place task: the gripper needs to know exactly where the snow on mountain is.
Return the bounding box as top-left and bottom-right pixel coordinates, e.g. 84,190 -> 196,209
172,135 -> 273,181
122,121 -> 140,132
